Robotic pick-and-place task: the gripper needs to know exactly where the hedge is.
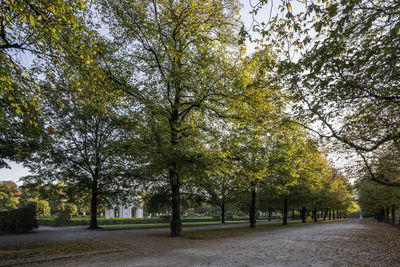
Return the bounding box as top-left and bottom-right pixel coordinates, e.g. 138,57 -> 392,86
0,206 -> 38,232
37,215 -> 252,226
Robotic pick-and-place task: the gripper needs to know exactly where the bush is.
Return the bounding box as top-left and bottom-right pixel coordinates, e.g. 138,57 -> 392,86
55,211 -> 72,226
158,215 -> 172,223
0,206 -> 38,232
20,199 -> 50,217
54,203 -> 77,226
226,215 -> 234,221
64,203 -> 78,216
212,215 -> 221,221
35,200 -> 50,217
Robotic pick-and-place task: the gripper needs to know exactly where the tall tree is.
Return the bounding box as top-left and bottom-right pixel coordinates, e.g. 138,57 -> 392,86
99,0 -> 243,236
23,41 -> 139,228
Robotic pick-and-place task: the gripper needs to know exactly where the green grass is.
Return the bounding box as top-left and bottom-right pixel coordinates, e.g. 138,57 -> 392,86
101,219 -> 283,230
101,220 -> 248,230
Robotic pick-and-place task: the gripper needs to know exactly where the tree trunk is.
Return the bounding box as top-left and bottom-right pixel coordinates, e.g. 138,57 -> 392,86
323,209 -> 328,221
89,178 -> 99,229
332,210 -> 335,220
376,208 -> 384,222
301,206 -> 306,223
268,208 -> 272,221
313,208 -> 317,222
292,209 -> 295,220
221,202 -> 225,224
169,169 -> 182,237
386,207 -> 390,221
282,198 -> 288,225
249,185 -> 256,228
392,205 -> 396,224
328,210 -> 332,220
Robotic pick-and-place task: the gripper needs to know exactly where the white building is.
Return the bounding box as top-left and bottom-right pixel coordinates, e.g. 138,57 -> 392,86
104,203 -> 144,218
104,192 -> 144,218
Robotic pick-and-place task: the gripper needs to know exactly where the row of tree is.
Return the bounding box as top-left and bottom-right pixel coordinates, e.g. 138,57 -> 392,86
1,0 -> 379,237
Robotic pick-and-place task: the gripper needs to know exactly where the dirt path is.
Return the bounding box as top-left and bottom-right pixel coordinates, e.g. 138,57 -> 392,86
2,218 -> 400,266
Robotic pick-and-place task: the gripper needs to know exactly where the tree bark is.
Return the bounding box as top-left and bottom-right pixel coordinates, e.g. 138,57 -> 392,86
169,169 -> 182,237
249,185 -> 256,228
332,210 -> 335,220
301,206 -> 306,223
377,208 -> 384,222
282,198 -> 288,225
323,209 -> 328,221
392,205 -> 396,224
292,209 -> 295,220
268,208 -> 272,221
221,202 -> 225,224
328,210 -> 332,220
386,207 -> 390,220
313,208 -> 317,222
89,177 -> 99,229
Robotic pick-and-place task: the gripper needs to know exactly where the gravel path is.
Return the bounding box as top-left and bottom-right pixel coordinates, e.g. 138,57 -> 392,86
2,218 -> 400,266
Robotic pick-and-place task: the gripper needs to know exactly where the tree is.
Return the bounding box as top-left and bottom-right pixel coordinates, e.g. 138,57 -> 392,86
0,180 -> 19,210
222,48 -> 285,228
247,0 -> 400,188
0,0 -> 90,168
278,0 -> 399,185
356,145 -> 400,218
23,43 -> 140,229
99,0 -> 243,236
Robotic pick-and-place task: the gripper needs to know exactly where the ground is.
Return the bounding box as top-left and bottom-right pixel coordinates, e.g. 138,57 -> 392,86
1,218 -> 400,266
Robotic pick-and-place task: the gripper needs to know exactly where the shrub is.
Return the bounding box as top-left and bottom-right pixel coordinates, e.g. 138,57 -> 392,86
158,215 -> 172,223
0,206 -> 38,232
64,203 -> 78,216
212,215 -> 221,221
54,203 -> 77,226
20,199 -> 51,217
35,200 -> 50,217
55,211 -> 72,226
226,215 -> 234,221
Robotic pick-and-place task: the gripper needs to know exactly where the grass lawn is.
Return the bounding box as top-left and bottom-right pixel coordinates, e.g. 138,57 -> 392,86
102,218 -> 346,232
101,220 -> 280,230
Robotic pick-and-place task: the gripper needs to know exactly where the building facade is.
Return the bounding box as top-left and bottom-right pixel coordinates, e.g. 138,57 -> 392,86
104,203 -> 144,218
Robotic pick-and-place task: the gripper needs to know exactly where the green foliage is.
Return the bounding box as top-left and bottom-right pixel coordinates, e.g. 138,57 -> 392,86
98,0 -> 245,235
0,181 -> 19,211
0,206 -> 38,232
63,203 -> 78,216
0,0 -> 91,167
54,203 -> 78,225
23,199 -> 50,217
260,0 -> 400,185
356,145 -> 400,214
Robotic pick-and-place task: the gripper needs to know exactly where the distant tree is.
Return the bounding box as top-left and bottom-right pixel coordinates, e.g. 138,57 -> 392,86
0,181 -> 19,210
